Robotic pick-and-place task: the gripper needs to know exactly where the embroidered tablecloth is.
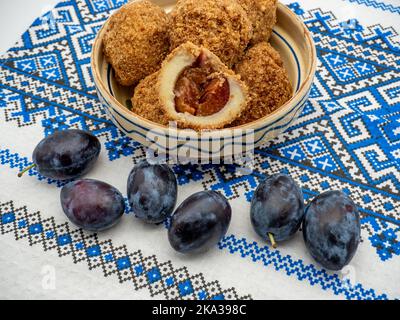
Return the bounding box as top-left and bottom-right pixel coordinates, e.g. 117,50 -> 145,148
0,0 -> 399,300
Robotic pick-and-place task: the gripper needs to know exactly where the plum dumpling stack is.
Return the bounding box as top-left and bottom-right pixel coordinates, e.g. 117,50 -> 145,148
103,0 -> 293,130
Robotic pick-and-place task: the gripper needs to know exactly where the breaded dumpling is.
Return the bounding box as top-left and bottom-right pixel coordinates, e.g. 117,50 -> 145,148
132,42 -> 248,130
103,0 -> 169,86
169,0 -> 252,67
237,0 -> 277,44
231,42 -> 292,126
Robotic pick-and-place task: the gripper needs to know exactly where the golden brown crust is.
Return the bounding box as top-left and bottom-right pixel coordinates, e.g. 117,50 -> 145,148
131,71 -> 169,126
103,0 -> 170,86
231,42 -> 292,126
169,0 -> 252,68
237,0 -> 277,44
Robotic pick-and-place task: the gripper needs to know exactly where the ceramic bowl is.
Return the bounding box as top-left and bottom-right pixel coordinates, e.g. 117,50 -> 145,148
91,1 -> 317,161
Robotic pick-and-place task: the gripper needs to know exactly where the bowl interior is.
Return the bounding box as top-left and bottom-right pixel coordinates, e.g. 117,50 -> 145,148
93,1 -> 315,132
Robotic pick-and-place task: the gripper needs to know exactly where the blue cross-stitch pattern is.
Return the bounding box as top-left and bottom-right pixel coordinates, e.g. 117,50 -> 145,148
0,200 -> 250,300
219,234 -> 389,300
0,0 -> 399,299
343,0 -> 400,14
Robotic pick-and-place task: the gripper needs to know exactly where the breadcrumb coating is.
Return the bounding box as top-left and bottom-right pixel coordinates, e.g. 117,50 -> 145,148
237,0 -> 277,44
131,71 -> 169,126
231,42 -> 292,126
103,0 -> 169,86
169,0 -> 252,67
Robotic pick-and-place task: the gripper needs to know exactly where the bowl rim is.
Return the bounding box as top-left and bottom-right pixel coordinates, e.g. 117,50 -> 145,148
90,1 -> 317,138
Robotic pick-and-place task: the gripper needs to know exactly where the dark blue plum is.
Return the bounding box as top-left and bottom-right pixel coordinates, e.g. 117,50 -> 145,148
60,179 -> 125,231
302,190 -> 360,271
168,191 -> 231,254
127,160 -> 177,224
28,129 -> 101,180
250,173 -> 304,244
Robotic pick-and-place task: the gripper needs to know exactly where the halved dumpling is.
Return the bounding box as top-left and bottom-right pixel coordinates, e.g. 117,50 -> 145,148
158,42 -> 248,130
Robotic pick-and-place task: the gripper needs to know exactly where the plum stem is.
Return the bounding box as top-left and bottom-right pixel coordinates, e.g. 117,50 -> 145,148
18,164 -> 36,177
268,233 -> 277,249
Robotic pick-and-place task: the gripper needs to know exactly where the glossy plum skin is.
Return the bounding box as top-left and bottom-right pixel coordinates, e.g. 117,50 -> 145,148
250,173 -> 304,242
33,129 -> 101,180
60,179 -> 125,231
127,160 -> 177,224
302,190 -> 361,271
168,191 -> 231,254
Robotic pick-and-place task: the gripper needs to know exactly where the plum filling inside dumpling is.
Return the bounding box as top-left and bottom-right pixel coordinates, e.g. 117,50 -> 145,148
174,52 -> 230,117
159,42 -> 248,130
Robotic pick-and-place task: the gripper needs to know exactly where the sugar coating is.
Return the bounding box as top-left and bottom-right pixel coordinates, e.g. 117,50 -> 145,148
237,0 -> 277,44
103,0 -> 170,86
231,42 -> 292,126
169,0 -> 252,68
